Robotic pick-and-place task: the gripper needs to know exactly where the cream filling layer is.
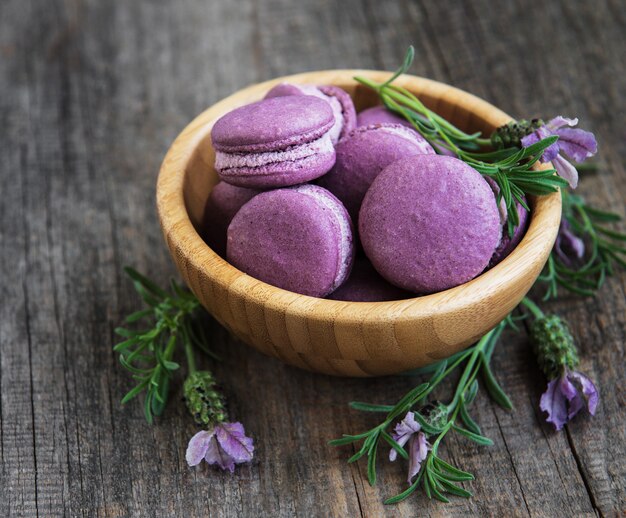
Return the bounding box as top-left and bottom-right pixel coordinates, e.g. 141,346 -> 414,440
215,132 -> 334,171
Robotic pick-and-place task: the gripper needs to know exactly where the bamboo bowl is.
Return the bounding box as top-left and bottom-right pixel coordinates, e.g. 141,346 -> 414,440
157,70 -> 561,377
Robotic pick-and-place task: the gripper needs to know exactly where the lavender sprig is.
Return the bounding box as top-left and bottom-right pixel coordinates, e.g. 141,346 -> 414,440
114,268 -> 254,471
330,319 -> 512,504
521,298 -> 599,430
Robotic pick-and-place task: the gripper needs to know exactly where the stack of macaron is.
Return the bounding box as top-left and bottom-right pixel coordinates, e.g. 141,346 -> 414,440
203,83 -> 529,300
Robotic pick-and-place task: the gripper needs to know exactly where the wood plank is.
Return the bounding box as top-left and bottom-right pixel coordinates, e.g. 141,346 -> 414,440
0,0 -> 623,516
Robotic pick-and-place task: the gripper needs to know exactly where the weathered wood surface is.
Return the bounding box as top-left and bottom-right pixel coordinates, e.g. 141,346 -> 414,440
0,0 -> 624,516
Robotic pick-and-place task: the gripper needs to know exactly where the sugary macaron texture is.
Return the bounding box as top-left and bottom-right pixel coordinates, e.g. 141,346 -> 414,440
359,155 -> 501,294
357,105 -> 456,157
201,182 -> 260,256
227,185 -> 354,298
317,124 -> 435,220
328,257 -> 412,302
211,96 -> 336,188
357,105 -> 414,129
265,83 -> 356,143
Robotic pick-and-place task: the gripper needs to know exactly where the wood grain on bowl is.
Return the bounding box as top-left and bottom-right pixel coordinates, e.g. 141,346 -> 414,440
157,71 -> 562,377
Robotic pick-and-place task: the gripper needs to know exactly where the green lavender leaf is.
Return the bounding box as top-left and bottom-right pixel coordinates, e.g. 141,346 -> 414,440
381,430 -> 408,460
452,425 -> 494,446
480,356 -> 514,410
349,402 -> 394,413
459,403 -> 481,436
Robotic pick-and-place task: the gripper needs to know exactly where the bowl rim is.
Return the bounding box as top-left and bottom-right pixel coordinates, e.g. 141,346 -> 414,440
157,70 -> 561,325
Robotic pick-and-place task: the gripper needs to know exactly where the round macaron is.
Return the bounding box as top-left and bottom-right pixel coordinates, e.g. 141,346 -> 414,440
265,83 -> 356,143
317,123 -> 435,220
357,105 -> 456,157
359,155 -> 501,294
201,182 -> 261,256
227,184 -> 354,298
212,96 -> 337,188
328,257 -> 412,302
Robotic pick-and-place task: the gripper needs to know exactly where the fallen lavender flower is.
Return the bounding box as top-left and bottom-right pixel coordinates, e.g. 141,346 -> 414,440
186,422 -> 254,472
522,299 -> 599,430
540,371 -> 599,431
521,116 -> 597,189
184,371 -> 254,471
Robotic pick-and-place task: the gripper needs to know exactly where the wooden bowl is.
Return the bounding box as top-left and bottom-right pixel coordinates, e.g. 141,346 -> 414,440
157,70 -> 561,377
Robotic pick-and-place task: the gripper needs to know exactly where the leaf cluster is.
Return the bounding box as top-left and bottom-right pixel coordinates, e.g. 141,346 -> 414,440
538,190 -> 626,299
114,267 -> 214,423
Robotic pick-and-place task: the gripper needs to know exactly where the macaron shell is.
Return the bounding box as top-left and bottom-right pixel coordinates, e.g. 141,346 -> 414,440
265,83 -> 356,143
328,257 -> 412,302
357,105 -> 456,157
227,186 -> 354,297
211,96 -> 334,153
359,155 -> 501,294
201,182 -> 260,255
264,83 -> 307,98
357,105 -> 413,129
318,124 -> 435,220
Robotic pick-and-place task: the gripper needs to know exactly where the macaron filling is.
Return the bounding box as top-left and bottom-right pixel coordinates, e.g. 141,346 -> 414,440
215,132 -> 334,172
292,184 -> 353,290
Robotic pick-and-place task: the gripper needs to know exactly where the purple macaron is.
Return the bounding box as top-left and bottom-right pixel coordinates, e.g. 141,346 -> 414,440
317,123 -> 435,220
328,257 -> 412,302
359,155 -> 501,294
201,182 -> 261,256
357,105 -> 456,157
212,96 -> 337,188
227,184 -> 354,298
265,83 -> 357,143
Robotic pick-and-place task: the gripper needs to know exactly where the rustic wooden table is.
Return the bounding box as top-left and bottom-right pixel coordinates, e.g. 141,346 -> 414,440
1,0 -> 624,516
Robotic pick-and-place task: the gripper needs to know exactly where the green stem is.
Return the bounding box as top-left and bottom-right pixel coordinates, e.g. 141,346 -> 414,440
520,297 -> 545,319
183,326 -> 197,374
446,329 -> 496,412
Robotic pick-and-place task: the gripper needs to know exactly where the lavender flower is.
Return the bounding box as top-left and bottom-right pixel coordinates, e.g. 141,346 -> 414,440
529,312 -> 599,431
540,371 -> 599,431
389,412 -> 430,483
554,220 -> 585,268
186,422 -> 254,472
184,371 -> 254,472
521,116 -> 597,189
